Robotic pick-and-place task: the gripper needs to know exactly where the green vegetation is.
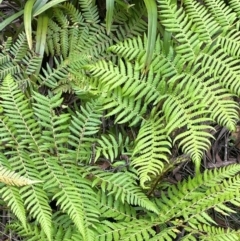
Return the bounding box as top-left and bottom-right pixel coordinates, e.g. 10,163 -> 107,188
0,0 -> 240,240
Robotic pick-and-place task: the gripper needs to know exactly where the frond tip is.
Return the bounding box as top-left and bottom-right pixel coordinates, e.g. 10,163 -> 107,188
0,166 -> 42,186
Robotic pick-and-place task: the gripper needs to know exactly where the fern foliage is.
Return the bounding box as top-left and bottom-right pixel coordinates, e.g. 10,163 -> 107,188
0,0 -> 240,240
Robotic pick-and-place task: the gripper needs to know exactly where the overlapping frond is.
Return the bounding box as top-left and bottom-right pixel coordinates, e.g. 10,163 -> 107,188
196,44 -> 240,96
158,0 -> 201,60
229,0 -> 240,16
95,133 -> 130,163
87,167 -> 159,214
132,113 -> 171,188
1,0 -> 240,240
68,98 -> 103,163
184,0 -> 221,41
203,0 -> 237,27
154,164 -> 240,222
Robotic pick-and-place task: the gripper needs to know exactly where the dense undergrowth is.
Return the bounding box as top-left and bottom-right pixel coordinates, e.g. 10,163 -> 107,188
0,0 -> 240,240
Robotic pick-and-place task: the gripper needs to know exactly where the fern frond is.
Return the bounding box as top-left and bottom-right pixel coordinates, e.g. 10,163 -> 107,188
68,98 -> 102,163
0,165 -> 41,186
203,0 -> 237,27
97,190 -> 136,222
0,186 -> 26,228
78,0 -> 99,24
87,167 -> 159,214
217,29 -> 240,58
187,224 -> 240,241
61,2 -> 85,23
197,44 -> 240,95
32,91 -> 100,240
95,219 -> 155,241
158,0 -> 201,60
109,35 -> 146,61
163,86 -> 214,169
38,57 -> 68,89
86,59 -> 163,106
113,2 -> 148,41
154,164 -> 240,223
148,227 -> 178,241
9,33 -> 28,62
184,0 -> 221,41
132,114 -> 171,188
0,62 -> 20,80
20,184 -> 52,240
229,0 -> 240,16
102,87 -> 145,126
95,133 -> 130,162
176,63 -> 239,131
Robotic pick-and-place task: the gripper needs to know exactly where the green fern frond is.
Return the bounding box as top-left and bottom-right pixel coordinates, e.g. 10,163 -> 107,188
95,219 -> 155,241
217,28 -> 240,58
197,44 -> 240,95
187,224 -> 240,241
38,57 -> 68,88
68,98 -> 102,163
0,186 -> 26,228
88,167 -> 159,214
110,2 -> 148,42
10,33 -> 28,62
176,63 -> 239,131
132,114 -> 171,188
163,87 -> 214,170
95,133 -> 130,162
148,227 -> 178,241
184,0 -> 221,41
154,164 -> 240,223
101,87 -> 145,126
229,0 -> 240,16
61,2 -> 85,23
158,0 -> 201,60
109,35 -> 146,61
203,0 -> 237,27
21,184 -> 52,240
78,0 -> 99,24
0,165 -> 41,186
97,190 -> 136,222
